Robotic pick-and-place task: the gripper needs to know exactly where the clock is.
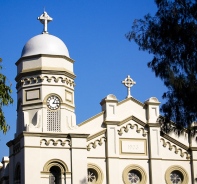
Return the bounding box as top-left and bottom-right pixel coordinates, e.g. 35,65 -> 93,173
47,95 -> 60,110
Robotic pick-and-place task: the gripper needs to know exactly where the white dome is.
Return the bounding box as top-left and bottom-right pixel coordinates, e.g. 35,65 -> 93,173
21,34 -> 69,57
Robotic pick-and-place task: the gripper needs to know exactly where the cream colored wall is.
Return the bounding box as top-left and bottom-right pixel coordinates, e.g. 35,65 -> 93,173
79,95 -> 194,184
17,56 -> 74,74
78,113 -> 104,135
116,98 -> 147,122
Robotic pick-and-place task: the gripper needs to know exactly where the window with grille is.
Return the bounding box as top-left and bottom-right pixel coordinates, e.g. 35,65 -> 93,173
87,168 -> 98,183
128,170 -> 141,184
47,109 -> 61,132
170,171 -> 183,184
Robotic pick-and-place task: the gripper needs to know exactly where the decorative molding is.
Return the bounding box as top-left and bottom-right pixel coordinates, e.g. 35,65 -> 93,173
7,132 -> 70,148
43,159 -> 69,173
160,138 -> 190,159
87,129 -> 106,141
40,138 -> 71,147
17,75 -> 75,89
87,136 -> 106,151
104,121 -> 120,125
118,115 -> 146,127
118,123 -> 147,137
165,165 -> 189,184
16,54 -> 75,65
122,164 -> 147,184
119,138 -> 147,155
148,123 -> 160,127
69,134 -> 89,138
25,132 -> 69,137
16,68 -> 76,82
65,90 -> 73,103
26,88 -> 40,101
161,132 -> 189,150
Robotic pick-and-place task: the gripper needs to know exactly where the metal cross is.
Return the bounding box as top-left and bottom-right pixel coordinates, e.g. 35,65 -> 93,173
38,11 -> 53,34
122,75 -> 136,98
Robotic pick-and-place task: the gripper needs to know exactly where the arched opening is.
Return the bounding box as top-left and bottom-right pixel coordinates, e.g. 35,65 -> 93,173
49,166 -> 61,184
43,159 -> 68,184
14,164 -> 21,184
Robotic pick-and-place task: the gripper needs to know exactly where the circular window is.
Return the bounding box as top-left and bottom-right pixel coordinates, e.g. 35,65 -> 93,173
123,165 -> 147,184
128,169 -> 141,184
170,170 -> 183,184
87,163 -> 103,184
165,165 -> 188,184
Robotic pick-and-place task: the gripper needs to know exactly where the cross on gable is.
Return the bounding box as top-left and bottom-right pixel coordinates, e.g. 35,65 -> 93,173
122,75 -> 136,98
38,11 -> 53,34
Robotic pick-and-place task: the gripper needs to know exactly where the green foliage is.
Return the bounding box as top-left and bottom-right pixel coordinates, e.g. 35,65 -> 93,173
127,0 -> 197,129
0,58 -> 13,133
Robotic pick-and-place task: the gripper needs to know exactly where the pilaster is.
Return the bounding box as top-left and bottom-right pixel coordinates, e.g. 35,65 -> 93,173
145,97 -> 162,184
69,134 -> 89,184
100,94 -> 120,183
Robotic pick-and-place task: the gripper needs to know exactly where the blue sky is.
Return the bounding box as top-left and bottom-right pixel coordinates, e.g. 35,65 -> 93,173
0,1 -> 166,159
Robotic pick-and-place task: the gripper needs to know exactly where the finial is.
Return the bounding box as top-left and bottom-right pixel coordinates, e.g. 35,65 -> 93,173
122,75 -> 136,98
38,11 -> 53,34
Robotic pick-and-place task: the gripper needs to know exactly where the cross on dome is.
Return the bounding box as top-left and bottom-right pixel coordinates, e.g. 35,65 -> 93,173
122,75 -> 136,98
38,11 -> 53,34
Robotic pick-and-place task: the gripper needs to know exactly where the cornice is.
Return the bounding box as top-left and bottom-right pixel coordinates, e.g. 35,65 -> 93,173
6,133 -> 24,147
16,69 -> 76,82
148,123 -> 160,127
8,132 -> 92,147
87,129 -> 106,141
15,54 -> 75,65
190,147 -> 197,151
69,133 -> 89,138
16,72 -> 76,90
118,115 -> 146,127
21,101 -> 75,110
161,132 -> 189,150
104,121 -> 120,125
18,83 -> 75,92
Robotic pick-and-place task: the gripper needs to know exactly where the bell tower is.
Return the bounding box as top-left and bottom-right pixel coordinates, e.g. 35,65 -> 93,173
15,11 -> 76,136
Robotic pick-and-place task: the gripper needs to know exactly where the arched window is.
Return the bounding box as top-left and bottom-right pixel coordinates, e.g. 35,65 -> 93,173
14,164 -> 21,184
43,159 -> 68,184
49,166 -> 61,184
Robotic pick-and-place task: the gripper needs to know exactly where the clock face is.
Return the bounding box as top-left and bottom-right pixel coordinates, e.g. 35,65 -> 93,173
47,95 -> 60,110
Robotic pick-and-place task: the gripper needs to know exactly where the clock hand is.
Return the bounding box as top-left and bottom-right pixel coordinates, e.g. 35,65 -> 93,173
52,99 -> 59,104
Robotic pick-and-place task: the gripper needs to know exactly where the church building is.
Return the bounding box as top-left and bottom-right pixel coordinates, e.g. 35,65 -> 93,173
0,11 -> 197,184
